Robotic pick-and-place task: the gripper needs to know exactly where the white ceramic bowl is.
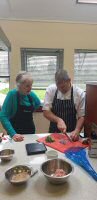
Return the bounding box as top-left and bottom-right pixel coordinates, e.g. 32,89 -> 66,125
46,150 -> 58,159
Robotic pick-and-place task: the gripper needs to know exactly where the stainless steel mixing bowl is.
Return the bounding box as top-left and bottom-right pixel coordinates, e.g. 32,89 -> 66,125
41,158 -> 74,184
5,165 -> 32,185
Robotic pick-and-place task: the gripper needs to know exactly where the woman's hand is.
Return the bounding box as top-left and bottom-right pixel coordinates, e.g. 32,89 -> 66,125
12,134 -> 24,142
70,130 -> 80,142
57,118 -> 67,133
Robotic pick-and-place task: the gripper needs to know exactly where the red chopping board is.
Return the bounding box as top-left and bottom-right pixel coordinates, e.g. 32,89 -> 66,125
37,133 -> 88,153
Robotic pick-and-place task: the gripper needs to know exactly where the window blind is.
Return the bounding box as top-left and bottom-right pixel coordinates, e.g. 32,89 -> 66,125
74,50 -> 97,89
0,51 -> 9,77
21,48 -> 64,88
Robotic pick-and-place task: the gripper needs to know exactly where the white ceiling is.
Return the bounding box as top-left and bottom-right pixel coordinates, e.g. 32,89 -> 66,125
0,0 -> 97,24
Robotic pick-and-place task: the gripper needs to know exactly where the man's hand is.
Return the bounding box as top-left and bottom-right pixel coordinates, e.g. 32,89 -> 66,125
70,130 -> 80,142
57,118 -> 67,133
12,134 -> 24,142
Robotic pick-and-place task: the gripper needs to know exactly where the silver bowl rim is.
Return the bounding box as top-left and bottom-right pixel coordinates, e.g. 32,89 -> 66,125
41,158 -> 74,179
5,164 -> 32,174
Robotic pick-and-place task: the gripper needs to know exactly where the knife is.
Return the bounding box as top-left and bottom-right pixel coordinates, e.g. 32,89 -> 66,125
64,132 -> 72,142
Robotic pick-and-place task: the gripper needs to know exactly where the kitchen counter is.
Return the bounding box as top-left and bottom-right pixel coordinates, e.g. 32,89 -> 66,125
0,134 -> 97,200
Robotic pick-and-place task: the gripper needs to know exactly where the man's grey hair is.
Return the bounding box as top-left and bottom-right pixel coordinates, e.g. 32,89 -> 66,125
55,69 -> 70,84
16,71 -> 33,86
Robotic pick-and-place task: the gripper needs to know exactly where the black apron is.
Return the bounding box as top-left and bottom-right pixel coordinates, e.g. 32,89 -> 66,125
49,87 -> 77,133
10,92 -> 35,134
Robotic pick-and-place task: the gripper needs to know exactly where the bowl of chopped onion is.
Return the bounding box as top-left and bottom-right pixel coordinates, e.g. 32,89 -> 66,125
5,165 -> 37,185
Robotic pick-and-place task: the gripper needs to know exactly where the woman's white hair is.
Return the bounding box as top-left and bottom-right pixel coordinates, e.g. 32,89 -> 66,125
16,71 -> 33,87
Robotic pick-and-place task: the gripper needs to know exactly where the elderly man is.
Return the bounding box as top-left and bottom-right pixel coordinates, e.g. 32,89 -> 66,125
43,69 -> 85,141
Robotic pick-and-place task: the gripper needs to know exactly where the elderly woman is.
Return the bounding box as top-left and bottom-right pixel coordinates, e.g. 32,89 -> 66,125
0,71 -> 41,142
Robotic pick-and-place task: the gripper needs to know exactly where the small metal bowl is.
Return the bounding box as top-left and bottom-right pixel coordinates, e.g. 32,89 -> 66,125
5,165 -> 33,185
41,158 -> 74,184
0,149 -> 14,161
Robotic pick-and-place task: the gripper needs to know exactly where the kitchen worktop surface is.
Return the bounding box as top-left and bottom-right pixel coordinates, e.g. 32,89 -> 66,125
0,134 -> 97,200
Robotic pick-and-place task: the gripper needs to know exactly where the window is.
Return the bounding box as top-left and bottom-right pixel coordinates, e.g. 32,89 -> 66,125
21,48 -> 64,99
0,50 -> 9,92
74,49 -> 97,90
